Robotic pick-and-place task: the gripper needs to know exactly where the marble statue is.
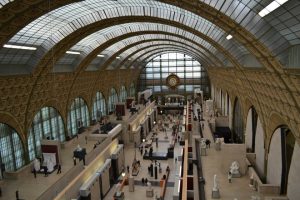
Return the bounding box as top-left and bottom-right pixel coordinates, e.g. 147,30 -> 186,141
33,158 -> 40,171
76,144 -> 82,151
46,158 -> 54,172
201,139 -> 206,148
213,174 -> 219,191
230,161 -> 241,177
115,183 -> 122,195
147,181 -> 152,189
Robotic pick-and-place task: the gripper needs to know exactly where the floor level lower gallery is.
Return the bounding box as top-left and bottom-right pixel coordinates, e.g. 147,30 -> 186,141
1,1 -> 300,200
0,91 -> 299,200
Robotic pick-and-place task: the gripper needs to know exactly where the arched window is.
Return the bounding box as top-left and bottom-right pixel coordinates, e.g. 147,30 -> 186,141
129,83 -> 135,97
119,85 -> 127,102
233,98 -> 244,143
92,92 -> 106,121
0,123 -> 25,171
28,107 -> 65,161
108,88 -> 118,113
139,53 -> 209,96
67,97 -> 90,136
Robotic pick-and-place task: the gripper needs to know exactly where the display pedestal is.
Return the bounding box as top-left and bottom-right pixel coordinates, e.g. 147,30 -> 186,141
115,103 -> 126,116
114,192 -> 124,200
146,188 -> 153,197
200,147 -> 207,156
212,189 -> 220,199
232,172 -> 241,178
129,176 -> 134,192
215,142 -> 221,151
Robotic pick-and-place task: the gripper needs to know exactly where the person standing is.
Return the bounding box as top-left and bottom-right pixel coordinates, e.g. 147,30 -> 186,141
15,190 -> 19,200
33,168 -> 37,178
228,171 -> 232,183
140,146 -> 143,156
44,166 -> 48,177
57,163 -> 62,174
73,157 -> 77,166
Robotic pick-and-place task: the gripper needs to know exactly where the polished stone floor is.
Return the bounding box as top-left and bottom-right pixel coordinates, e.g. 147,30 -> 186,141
0,110 -> 263,200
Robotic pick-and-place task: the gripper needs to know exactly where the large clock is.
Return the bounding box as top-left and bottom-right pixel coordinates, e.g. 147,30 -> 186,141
166,74 -> 180,89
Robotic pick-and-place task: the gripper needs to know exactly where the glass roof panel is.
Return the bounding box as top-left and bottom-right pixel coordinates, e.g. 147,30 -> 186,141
6,0 -> 247,67
2,0 -> 296,71
0,0 -> 14,8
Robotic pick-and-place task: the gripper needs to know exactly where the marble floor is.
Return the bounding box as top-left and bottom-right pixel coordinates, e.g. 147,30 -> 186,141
0,111 -> 263,200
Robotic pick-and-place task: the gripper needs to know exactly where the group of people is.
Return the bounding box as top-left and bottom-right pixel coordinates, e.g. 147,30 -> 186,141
32,161 -> 61,178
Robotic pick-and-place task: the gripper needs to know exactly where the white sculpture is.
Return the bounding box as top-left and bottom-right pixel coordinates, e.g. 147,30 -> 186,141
33,158 -> 40,171
201,139 -> 206,148
213,174 -> 219,191
46,158 -> 54,172
115,183 -> 122,195
76,144 -> 82,151
147,181 -> 152,189
230,161 -> 240,177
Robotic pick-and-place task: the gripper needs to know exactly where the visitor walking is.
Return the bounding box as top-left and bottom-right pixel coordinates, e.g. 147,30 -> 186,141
228,171 -> 232,183
57,163 -> 62,174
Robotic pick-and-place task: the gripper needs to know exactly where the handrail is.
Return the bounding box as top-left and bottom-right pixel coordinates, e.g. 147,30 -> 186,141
182,139 -> 189,200
129,101 -> 156,131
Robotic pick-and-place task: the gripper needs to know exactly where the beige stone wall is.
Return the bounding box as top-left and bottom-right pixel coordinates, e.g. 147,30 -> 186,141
207,67 -> 300,147
0,69 -> 140,145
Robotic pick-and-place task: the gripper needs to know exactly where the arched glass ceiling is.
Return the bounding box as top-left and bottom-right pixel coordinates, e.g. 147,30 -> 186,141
54,24 -> 231,72
121,45 -> 205,69
87,43 -> 203,71
197,0 -> 299,46
81,35 -> 220,71
4,0 -> 247,68
103,42 -> 210,70
8,1 -> 225,47
70,22 -> 247,58
117,40 -> 220,68
0,0 -> 297,71
96,35 -> 222,67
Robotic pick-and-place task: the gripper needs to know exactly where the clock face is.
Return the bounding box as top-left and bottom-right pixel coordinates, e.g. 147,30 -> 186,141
169,77 -> 178,86
166,74 -> 180,89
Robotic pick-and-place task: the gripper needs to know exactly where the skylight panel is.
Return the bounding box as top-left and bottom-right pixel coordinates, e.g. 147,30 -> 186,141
259,0 -> 289,17
226,34 -> 233,40
66,51 -> 80,55
3,44 -> 36,50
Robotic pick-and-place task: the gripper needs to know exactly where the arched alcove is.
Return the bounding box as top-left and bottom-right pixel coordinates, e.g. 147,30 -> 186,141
119,85 -> 127,102
92,91 -> 106,122
232,98 -> 244,143
129,83 -> 135,97
28,106 -> 65,161
245,106 -> 258,152
108,88 -> 118,114
0,123 -> 25,172
267,126 -> 296,196
67,97 -> 90,137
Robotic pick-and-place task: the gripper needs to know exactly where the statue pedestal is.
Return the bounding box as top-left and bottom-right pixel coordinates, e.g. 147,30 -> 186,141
212,189 -> 220,199
200,147 -> 207,156
249,178 -> 254,187
231,172 -> 241,178
215,142 -> 221,151
146,188 -> 153,197
129,176 -> 134,192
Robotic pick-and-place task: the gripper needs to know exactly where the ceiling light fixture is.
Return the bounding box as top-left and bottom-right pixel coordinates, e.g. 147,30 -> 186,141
116,56 -> 121,59
66,50 -> 80,55
97,54 -> 105,57
226,34 -> 233,40
3,44 -> 37,50
259,0 -> 289,17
